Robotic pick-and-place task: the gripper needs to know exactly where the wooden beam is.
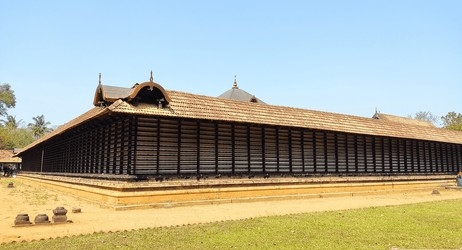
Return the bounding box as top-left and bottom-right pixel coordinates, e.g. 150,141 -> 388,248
301,130 -> 305,172
288,129 -> 293,173
247,125 -> 251,173
262,127 -> 266,173
197,121 -> 201,175
176,120 -> 181,175
312,131 -> 317,173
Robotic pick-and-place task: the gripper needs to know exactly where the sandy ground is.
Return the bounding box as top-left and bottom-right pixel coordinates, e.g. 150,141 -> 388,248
2,176 -> 462,243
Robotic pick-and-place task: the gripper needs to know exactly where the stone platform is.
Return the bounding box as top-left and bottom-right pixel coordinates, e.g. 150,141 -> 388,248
18,173 -> 456,210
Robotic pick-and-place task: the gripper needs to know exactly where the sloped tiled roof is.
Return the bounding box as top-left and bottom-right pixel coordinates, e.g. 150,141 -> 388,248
110,90 -> 462,144
218,80 -> 265,104
0,149 -> 21,163
17,106 -> 109,154
93,81 -> 171,105
17,83 -> 462,155
373,113 -> 435,128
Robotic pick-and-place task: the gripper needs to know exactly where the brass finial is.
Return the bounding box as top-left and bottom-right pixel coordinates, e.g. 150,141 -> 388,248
150,70 -> 153,82
98,73 -> 102,85
232,75 -> 238,89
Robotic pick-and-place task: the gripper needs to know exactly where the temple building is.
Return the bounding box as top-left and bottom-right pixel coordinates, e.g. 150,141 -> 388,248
17,74 -> 462,178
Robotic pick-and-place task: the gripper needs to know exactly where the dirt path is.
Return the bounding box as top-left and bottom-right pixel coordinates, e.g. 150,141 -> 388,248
2,176 -> 462,243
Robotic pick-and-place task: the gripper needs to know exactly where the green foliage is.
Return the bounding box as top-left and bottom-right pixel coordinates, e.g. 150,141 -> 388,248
441,112 -> 462,131
0,83 -> 16,116
0,127 -> 35,149
28,115 -> 52,139
2,199 -> 462,250
1,115 -> 23,129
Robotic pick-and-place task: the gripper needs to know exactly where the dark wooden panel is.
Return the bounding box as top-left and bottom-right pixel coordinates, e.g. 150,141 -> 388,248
291,130 -> 303,173
249,126 -> 263,172
217,123 -> 233,174
264,127 -> 278,173
199,121 -> 216,173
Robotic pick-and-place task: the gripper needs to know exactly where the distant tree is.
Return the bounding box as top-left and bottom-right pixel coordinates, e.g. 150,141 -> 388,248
0,83 -> 16,116
1,115 -> 22,129
441,112 -> 462,131
0,115 -> 33,149
28,115 -> 52,138
0,127 -> 34,149
408,111 -> 439,126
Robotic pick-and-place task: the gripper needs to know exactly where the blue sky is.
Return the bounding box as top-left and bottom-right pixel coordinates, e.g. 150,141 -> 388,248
1,0 -> 461,127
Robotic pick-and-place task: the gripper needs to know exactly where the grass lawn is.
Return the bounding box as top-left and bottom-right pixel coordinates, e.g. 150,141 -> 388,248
2,198 -> 462,250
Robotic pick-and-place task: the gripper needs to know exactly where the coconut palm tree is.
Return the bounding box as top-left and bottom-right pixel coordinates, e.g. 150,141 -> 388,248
28,115 -> 52,139
1,115 -> 22,129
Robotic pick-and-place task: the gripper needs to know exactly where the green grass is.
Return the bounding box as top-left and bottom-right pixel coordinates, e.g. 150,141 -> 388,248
2,199 -> 462,250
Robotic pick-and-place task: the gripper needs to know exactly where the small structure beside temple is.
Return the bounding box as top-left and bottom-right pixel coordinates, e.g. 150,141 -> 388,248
0,149 -> 21,177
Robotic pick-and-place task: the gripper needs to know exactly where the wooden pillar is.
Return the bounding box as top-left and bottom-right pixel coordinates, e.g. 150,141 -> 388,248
196,121 -> 201,175
381,137 -> 385,172
276,127 -> 280,172
334,133 -> 339,173
424,142 -> 429,172
312,131 -> 317,173
363,136 -> 367,172
396,140 -> 401,173
403,140 -> 408,172
112,122 -> 118,175
436,143 -> 440,172
214,122 -> 218,174
231,124 -> 235,174
104,123 -> 109,174
416,141 -> 421,172
372,137 -> 377,173
119,120 -> 125,175
386,138 -> 391,172
345,134 -> 349,172
247,125 -> 251,173
429,142 -> 434,172
132,117 -> 137,175
155,118 -> 160,175
445,144 -> 451,172
288,129 -> 293,173
40,148 -> 44,173
177,120 -> 182,175
301,130 -> 305,172
410,140 -> 415,172
261,127 -> 266,173
354,135 -> 358,173
456,145 -> 461,172
323,132 -> 328,173
91,127 -> 97,174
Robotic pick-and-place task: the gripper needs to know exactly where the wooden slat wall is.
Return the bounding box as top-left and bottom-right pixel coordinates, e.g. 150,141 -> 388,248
291,130 -> 303,173
234,124 -> 248,173
264,127 -> 278,173
199,121 -> 216,173
136,117 -> 158,174
19,115 -> 462,176
249,126 -> 263,172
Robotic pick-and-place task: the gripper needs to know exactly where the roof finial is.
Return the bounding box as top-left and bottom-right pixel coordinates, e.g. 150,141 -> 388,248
149,70 -> 153,82
232,75 -> 238,89
98,73 -> 102,85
